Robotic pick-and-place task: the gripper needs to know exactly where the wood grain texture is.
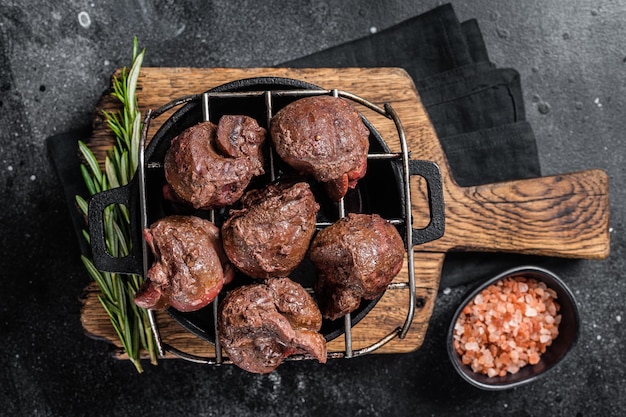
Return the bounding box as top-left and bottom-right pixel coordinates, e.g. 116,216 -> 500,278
80,67 -> 609,362
417,169 -> 610,258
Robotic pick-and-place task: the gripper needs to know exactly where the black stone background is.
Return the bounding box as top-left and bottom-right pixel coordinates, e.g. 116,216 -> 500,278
1,1 -> 624,416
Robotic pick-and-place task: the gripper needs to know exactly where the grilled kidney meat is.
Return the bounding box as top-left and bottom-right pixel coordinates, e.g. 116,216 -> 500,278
310,213 -> 405,321
134,215 -> 234,312
221,181 -> 319,279
163,115 -> 266,210
218,277 -> 327,374
270,95 -> 369,201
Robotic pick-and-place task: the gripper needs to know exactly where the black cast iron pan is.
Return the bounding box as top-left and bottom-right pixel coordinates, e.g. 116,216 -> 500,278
87,76 -> 445,343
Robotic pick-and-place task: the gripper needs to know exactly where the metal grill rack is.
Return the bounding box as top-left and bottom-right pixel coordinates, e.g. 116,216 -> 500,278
137,87 -> 417,364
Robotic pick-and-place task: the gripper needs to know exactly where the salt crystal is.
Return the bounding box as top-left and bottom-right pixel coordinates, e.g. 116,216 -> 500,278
465,341 -> 479,351
454,322 -> 464,334
30,175 -> 36,181
507,364 -> 520,374
7,165 -> 13,171
617,315 -> 622,322
525,306 -> 537,317
443,287 -> 451,295
369,26 -> 378,34
597,335 -> 602,340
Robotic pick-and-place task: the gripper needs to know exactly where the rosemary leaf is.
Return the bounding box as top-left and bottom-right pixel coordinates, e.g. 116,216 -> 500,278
81,255 -> 114,302
116,278 -> 133,354
79,165 -> 97,196
75,195 -> 88,217
116,278 -> 127,325
112,219 -> 129,256
130,114 -> 141,171
127,46 -> 144,118
99,296 -> 122,332
111,70 -> 127,105
119,202 -> 131,227
120,110 -> 131,148
103,111 -> 124,140
79,141 -> 102,182
101,172 -> 109,193
119,150 -> 129,186
104,156 -> 120,189
131,293 -> 148,353
132,37 -> 139,65
104,207 -> 119,257
110,144 -> 121,169
81,229 -> 91,245
111,148 -> 126,187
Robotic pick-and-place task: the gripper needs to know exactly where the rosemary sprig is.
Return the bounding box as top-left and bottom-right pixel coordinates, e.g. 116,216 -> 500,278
76,38 -> 158,372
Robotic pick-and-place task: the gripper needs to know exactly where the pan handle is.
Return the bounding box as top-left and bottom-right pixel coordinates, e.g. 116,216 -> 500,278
408,160 -> 445,246
87,178 -> 144,276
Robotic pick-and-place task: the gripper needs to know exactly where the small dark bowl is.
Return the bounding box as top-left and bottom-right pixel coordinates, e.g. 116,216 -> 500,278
447,265 -> 580,390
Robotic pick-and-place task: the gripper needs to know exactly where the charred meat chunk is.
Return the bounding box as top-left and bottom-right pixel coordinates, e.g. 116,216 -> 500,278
221,181 -> 319,279
134,215 -> 234,312
310,213 -> 405,321
163,115 -> 266,210
270,96 -> 369,201
218,277 -> 327,374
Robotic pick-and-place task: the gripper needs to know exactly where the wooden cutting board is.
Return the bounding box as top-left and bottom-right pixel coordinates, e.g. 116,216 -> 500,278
80,67 -> 610,360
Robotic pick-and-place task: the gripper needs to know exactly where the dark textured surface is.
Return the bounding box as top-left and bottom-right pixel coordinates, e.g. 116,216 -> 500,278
1,1 -> 624,416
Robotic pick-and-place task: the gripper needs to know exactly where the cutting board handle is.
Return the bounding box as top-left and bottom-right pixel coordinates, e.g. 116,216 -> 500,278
418,168 -> 610,259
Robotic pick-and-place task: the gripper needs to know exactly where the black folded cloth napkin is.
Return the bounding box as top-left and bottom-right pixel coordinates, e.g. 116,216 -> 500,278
48,3 -> 542,289
286,4 -> 540,187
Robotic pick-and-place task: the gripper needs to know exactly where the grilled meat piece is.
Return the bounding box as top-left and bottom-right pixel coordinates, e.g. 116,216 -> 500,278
310,213 -> 405,320
163,115 -> 266,210
221,181 -> 319,279
218,277 -> 327,374
270,95 -> 369,201
134,215 -> 234,312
